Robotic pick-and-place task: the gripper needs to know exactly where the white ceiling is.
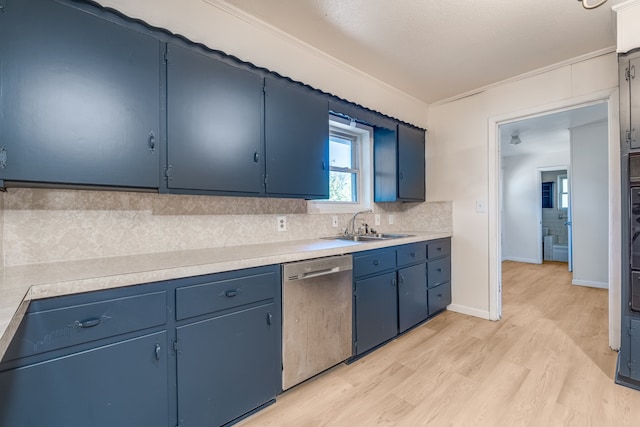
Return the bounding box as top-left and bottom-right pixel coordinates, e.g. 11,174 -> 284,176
500,102 -> 608,157
221,0 -> 623,104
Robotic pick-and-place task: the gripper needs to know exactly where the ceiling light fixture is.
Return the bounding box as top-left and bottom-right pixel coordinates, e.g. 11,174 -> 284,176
510,134 -> 522,145
578,0 -> 608,10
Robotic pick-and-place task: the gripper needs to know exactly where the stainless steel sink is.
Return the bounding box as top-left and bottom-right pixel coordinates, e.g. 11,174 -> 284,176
325,233 -> 414,242
373,233 -> 414,239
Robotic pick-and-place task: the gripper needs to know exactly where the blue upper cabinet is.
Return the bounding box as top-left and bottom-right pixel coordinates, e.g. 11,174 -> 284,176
165,43 -> 264,195
0,0 -> 161,189
374,123 -> 425,202
264,77 -> 330,199
397,124 -> 426,201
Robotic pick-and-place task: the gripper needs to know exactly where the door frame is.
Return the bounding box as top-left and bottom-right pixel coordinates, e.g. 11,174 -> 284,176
537,166 -> 569,265
488,88 -> 621,349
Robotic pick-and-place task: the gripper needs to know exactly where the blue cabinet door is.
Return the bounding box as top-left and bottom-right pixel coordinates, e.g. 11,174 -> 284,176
397,124 -> 426,201
398,263 -> 428,333
166,43 -> 264,194
264,77 -> 329,199
374,124 -> 425,202
0,331 -> 168,427
354,272 -> 398,355
176,303 -> 280,427
0,0 -> 161,189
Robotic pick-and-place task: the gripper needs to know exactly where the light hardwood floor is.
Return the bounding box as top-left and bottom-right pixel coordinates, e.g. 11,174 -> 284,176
239,261 -> 640,426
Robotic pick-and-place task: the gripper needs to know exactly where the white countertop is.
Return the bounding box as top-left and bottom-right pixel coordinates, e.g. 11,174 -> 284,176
0,231 -> 451,359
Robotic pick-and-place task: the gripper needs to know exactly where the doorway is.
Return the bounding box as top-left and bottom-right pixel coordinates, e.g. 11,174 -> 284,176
489,92 -> 620,348
539,167 -> 571,269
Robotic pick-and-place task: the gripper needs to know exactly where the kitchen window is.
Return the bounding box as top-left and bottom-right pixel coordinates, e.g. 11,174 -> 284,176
308,116 -> 373,213
328,133 -> 359,202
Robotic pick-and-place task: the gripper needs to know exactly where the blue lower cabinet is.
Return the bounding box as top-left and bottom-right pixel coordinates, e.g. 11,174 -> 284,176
176,303 -> 280,427
398,263 -> 428,333
352,240 -> 451,359
173,265 -> 281,427
428,282 -> 452,316
0,331 -> 168,427
354,272 -> 398,355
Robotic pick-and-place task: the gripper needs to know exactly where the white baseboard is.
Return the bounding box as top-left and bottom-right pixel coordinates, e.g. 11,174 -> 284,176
502,256 -> 539,264
447,304 -> 492,320
572,279 -> 608,289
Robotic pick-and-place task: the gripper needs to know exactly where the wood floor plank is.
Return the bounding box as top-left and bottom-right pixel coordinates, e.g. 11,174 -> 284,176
238,261 -> 635,426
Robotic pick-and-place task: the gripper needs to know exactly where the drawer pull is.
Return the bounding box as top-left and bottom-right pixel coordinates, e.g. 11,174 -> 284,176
392,278 -> 397,287
266,312 -> 273,325
155,343 -> 161,361
410,252 -> 416,257
76,318 -> 101,329
225,290 -> 239,298
373,260 -> 379,266
437,268 -> 443,272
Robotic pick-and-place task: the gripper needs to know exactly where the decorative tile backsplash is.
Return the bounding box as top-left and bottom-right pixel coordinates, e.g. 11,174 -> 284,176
0,188 -> 452,266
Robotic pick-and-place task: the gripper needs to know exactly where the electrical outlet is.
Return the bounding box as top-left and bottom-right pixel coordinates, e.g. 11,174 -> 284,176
277,216 -> 287,232
332,216 -> 339,228
375,214 -> 381,226
388,214 -> 394,225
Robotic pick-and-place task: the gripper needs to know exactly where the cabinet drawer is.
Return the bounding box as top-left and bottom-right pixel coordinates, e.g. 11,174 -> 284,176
428,257 -> 451,288
396,243 -> 427,267
4,291 -> 167,361
428,282 -> 451,315
353,250 -> 396,278
176,271 -> 277,320
428,238 -> 451,260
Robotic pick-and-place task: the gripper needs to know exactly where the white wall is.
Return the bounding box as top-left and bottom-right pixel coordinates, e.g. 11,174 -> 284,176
94,0 -> 428,128
502,150 -> 570,264
570,120 -> 609,288
427,52 -> 618,320
614,0 -> 640,53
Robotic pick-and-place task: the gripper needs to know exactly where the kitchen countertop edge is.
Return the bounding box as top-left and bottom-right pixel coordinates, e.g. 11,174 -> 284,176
0,231 -> 451,360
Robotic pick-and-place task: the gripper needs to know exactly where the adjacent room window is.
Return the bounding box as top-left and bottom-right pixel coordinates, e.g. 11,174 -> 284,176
308,115 -> 373,213
541,181 -> 553,209
558,174 -> 569,209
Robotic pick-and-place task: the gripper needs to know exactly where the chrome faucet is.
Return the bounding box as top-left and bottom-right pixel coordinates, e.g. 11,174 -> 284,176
350,210 -> 372,236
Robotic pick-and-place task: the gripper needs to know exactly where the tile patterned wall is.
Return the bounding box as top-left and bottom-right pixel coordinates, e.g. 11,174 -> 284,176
0,188 -> 452,267
541,170 -> 569,244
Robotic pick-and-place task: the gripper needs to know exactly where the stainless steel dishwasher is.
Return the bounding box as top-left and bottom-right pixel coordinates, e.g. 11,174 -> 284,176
282,255 -> 353,390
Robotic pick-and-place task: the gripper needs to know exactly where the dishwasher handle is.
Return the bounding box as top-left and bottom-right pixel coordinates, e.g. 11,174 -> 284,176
301,266 -> 341,280
283,255 -> 353,282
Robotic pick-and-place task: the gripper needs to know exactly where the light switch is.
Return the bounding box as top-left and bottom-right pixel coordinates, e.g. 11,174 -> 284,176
476,200 -> 487,213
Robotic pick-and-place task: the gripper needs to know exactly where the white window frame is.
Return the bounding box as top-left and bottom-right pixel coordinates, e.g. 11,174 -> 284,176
308,116 -> 373,214
558,174 -> 569,210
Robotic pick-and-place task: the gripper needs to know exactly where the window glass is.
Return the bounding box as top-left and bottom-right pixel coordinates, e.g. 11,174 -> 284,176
329,137 -> 353,169
329,171 -> 356,202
